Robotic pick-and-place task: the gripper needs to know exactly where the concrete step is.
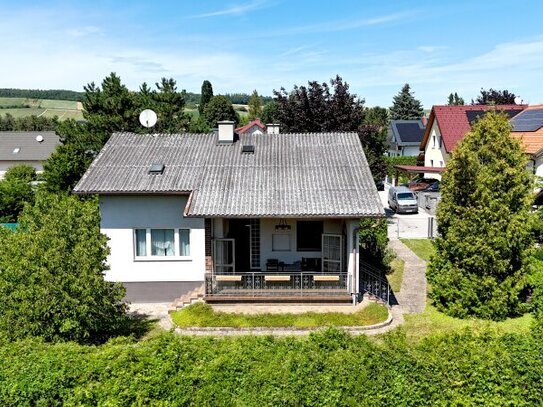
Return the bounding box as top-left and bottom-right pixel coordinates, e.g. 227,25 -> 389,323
168,283 -> 205,313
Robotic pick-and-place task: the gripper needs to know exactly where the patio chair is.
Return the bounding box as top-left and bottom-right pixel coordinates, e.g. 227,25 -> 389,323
266,258 -> 280,271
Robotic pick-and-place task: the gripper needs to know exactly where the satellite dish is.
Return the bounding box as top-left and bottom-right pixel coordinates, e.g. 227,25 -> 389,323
514,96 -> 523,105
139,109 -> 158,128
36,135 -> 44,143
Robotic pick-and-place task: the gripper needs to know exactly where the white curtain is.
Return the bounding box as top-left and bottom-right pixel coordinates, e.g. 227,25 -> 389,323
135,229 -> 147,256
179,229 -> 190,256
151,229 -> 174,256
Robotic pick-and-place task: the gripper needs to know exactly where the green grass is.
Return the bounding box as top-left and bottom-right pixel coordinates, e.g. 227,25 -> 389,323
400,238 -> 435,261
387,258 -> 404,293
402,303 -> 534,342
0,97 -> 82,120
172,302 -> 389,328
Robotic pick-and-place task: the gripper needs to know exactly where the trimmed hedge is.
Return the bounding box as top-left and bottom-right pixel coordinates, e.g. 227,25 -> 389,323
0,329 -> 542,405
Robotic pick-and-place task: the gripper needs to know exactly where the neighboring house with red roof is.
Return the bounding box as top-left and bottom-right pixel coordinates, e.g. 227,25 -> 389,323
235,119 -> 267,136
509,105 -> 543,176
419,105 -> 526,179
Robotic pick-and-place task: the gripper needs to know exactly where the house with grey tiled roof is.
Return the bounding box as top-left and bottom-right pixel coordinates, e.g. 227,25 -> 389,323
0,131 -> 60,178
74,121 -> 384,304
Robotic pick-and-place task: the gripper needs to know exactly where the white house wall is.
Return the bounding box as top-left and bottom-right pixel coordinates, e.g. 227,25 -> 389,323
423,122 -> 449,180
99,195 -> 205,283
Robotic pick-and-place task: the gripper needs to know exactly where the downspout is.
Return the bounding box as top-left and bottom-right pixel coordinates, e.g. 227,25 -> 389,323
530,157 -> 537,175
352,226 -> 361,305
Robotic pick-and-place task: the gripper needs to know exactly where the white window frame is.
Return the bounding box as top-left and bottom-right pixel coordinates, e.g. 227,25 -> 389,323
133,228 -> 191,261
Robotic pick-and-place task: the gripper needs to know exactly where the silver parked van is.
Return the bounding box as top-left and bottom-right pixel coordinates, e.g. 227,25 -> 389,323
388,186 -> 419,214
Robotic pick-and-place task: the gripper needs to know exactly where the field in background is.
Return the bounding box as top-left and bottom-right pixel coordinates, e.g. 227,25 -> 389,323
0,97 -> 84,120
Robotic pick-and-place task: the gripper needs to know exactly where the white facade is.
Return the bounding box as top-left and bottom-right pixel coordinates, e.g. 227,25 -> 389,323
99,195 -> 206,283
423,121 -> 449,180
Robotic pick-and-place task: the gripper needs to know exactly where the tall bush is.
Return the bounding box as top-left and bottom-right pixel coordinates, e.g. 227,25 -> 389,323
0,192 -> 127,343
428,111 -> 534,320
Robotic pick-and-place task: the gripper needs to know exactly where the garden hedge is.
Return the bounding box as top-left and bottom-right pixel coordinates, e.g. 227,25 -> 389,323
0,329 -> 542,405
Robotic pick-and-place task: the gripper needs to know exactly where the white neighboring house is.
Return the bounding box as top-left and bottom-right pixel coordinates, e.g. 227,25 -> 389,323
235,118 -> 267,136
74,122 -> 384,303
0,131 -> 59,178
420,105 -> 526,180
387,119 -> 426,157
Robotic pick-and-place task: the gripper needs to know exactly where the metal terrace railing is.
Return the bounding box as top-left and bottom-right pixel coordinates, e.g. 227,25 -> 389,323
359,260 -> 391,305
205,271 -> 349,298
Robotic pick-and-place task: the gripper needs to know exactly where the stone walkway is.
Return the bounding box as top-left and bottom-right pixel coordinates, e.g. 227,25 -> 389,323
388,239 -> 427,314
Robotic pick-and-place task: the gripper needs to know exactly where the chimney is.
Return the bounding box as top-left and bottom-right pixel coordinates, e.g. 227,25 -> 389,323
266,123 -> 280,134
217,120 -> 235,143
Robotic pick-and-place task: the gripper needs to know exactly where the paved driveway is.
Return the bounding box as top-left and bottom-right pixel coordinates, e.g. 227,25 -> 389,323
379,186 -> 435,239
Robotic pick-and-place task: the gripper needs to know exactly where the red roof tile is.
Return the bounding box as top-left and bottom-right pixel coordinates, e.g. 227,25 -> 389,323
235,119 -> 266,134
420,105 -> 526,152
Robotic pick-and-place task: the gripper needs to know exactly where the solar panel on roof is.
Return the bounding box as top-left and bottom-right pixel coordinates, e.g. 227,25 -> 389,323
510,109 -> 543,132
466,108 -> 525,125
394,122 -> 425,143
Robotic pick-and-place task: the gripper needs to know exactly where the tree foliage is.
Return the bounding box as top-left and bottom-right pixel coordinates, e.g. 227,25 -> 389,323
0,193 -> 127,343
447,92 -> 465,105
0,113 -> 58,131
247,90 -> 263,121
261,101 -> 280,124
198,80 -> 214,115
0,165 -> 37,223
0,88 -> 84,101
204,95 -> 237,126
364,106 -> 389,127
473,88 -> 517,105
389,83 -> 424,120
428,111 -> 534,320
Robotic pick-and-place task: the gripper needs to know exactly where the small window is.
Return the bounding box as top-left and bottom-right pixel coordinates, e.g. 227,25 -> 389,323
438,136 -> 442,148
179,229 -> 190,256
439,161 -> 444,167
430,159 -> 434,167
135,229 -> 147,256
297,221 -> 323,251
432,135 -> 436,148
151,229 -> 175,256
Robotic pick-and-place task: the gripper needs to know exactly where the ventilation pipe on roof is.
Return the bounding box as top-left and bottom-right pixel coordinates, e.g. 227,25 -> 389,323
266,123 -> 280,134
218,121 -> 235,143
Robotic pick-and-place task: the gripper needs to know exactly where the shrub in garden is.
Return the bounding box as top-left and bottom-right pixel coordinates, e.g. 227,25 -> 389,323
0,192 -> 127,343
428,111 -> 534,320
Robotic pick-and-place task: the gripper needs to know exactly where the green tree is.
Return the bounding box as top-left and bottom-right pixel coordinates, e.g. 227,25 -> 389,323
247,90 -> 263,121
0,165 -> 36,223
389,83 -> 424,120
204,95 -> 237,126
364,106 -> 389,128
261,101 -> 279,124
43,144 -> 94,193
0,192 -> 127,343
447,92 -> 465,105
153,77 -> 189,132
473,88 -> 517,105
199,80 -> 214,115
428,111 -> 534,320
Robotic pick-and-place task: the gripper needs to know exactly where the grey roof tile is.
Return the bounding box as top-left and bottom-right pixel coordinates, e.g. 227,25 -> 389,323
74,132 -> 384,217
0,131 -> 59,161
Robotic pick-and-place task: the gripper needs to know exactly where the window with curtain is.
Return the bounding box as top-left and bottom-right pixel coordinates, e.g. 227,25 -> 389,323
179,229 -> 190,256
135,229 -> 147,256
151,229 -> 175,256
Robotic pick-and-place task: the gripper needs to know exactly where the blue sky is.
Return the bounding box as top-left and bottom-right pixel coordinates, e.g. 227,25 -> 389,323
1,0 -> 543,107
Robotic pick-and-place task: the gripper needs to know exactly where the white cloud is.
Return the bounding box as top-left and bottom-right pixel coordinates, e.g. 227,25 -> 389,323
189,0 -> 271,18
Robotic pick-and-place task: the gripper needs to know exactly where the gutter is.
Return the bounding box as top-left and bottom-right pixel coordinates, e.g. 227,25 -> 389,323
352,226 -> 361,305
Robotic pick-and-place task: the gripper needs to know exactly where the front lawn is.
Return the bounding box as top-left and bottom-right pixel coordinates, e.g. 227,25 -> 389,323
402,303 -> 533,342
400,238 -> 435,261
387,258 -> 405,293
172,302 -> 389,328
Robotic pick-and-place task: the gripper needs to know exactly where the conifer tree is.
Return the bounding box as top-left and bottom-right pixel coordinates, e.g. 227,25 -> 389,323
389,83 -> 424,120
428,111 -> 534,320
247,90 -> 263,121
447,92 -> 465,105
199,80 -> 214,115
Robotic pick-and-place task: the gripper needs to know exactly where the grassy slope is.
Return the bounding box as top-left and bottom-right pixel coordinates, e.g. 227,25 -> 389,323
172,302 -> 389,328
0,97 -> 83,120
387,258 -> 404,293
